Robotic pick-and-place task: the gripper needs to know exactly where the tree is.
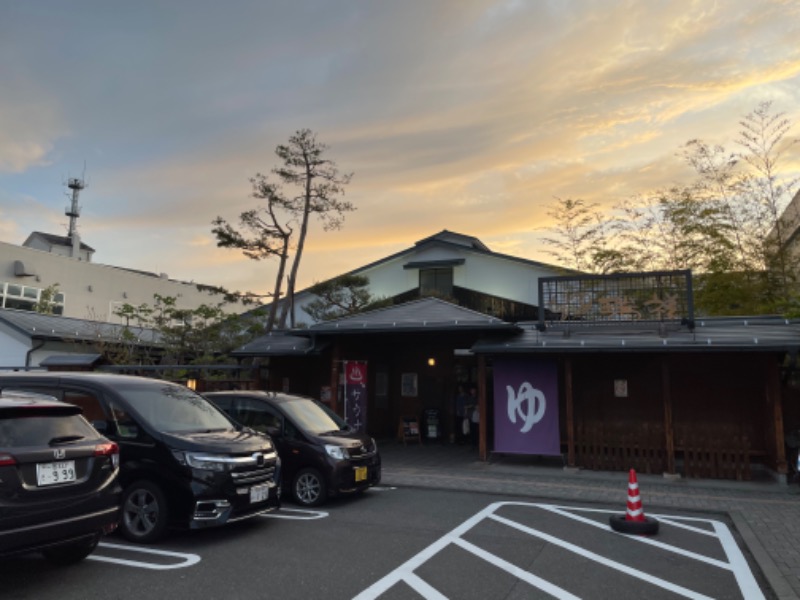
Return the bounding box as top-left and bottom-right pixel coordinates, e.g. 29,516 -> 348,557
735,101 -> 799,309
273,129 -> 354,328
540,102 -> 799,317
540,198 -> 607,272
304,275 -> 389,322
34,283 -> 61,314
111,294 -> 269,365
212,174 -> 293,331
212,129 -> 354,331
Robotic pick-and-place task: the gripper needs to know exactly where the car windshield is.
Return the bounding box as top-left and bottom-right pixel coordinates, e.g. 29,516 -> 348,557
118,382 -> 233,433
281,398 -> 349,435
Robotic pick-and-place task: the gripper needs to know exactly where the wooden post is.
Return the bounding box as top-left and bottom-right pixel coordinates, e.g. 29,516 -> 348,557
478,355 -> 488,461
766,355 -> 787,474
565,358 -> 576,467
662,357 -> 676,475
330,342 -> 340,415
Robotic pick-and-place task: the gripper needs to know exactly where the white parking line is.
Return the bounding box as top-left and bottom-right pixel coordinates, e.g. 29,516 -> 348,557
89,542 -> 201,570
261,507 -> 329,520
355,501 -> 765,600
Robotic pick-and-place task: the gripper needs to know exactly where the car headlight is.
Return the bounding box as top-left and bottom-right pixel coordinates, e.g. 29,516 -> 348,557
325,445 -> 350,460
172,450 -> 230,472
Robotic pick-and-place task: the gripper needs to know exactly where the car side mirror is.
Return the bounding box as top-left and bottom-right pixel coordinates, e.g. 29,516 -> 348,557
265,425 -> 281,438
92,420 -> 108,434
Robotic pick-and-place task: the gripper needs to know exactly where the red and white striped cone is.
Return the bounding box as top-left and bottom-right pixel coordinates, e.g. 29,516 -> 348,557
625,469 -> 645,522
609,468 -> 659,535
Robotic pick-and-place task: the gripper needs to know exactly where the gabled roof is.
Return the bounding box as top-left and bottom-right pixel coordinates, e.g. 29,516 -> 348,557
348,229 -> 565,277
471,316 -> 800,354
23,231 -> 95,252
306,297 -> 519,335
0,308 -> 161,345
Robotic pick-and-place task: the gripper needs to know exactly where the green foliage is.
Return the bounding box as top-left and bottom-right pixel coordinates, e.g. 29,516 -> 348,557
33,283 -> 61,314
540,101 -> 800,317
304,275 -> 389,322
211,129 -> 354,331
112,295 -> 268,365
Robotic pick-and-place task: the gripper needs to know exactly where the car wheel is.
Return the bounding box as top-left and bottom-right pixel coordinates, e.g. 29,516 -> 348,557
42,535 -> 100,565
293,468 -> 327,507
120,480 -> 169,543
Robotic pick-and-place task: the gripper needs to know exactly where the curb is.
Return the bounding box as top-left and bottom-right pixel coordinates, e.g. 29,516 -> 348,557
729,510 -> 799,600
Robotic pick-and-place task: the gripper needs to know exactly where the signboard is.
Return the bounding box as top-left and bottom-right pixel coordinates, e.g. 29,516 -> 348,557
493,358 -> 560,455
538,270 -> 693,326
343,361 -> 368,433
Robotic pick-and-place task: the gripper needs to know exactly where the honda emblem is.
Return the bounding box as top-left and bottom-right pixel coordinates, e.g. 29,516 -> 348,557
53,448 -> 66,460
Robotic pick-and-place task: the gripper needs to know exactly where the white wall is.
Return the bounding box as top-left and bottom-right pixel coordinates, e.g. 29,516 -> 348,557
0,241 -> 247,322
288,240 -> 562,326
0,328 -> 30,369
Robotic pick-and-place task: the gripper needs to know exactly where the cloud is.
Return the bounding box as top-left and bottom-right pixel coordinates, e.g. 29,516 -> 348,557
1,0 -> 800,295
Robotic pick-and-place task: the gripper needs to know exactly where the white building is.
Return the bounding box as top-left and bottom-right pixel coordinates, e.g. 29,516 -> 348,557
0,233 -> 245,323
283,230 -> 571,326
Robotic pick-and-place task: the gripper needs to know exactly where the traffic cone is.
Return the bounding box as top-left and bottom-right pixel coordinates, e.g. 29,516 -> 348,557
625,469 -> 645,522
609,468 -> 659,535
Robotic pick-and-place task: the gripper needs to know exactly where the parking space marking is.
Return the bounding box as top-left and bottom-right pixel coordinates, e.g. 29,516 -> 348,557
89,542 -> 201,570
539,503 -> 764,598
490,512 -> 713,600
354,501 -> 765,600
261,507 -> 329,520
539,505 -> 730,569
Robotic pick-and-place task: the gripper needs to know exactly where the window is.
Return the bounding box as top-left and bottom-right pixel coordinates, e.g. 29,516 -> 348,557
0,282 -> 65,314
419,268 -> 453,297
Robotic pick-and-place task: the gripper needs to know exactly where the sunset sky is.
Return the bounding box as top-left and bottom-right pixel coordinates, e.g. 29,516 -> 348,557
2,1 -> 799,297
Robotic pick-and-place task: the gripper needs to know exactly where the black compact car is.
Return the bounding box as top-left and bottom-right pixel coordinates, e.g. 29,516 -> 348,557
206,391 -> 381,507
0,373 -> 281,543
0,391 -> 120,564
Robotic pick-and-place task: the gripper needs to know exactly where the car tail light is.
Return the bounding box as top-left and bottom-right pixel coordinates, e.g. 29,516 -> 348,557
95,442 -> 120,468
0,453 -> 17,466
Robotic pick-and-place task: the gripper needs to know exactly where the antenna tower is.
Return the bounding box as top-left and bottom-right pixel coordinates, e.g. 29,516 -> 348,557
66,177 -> 85,238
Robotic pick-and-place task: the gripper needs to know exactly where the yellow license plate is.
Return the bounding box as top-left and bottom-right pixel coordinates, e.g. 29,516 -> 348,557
354,466 -> 367,482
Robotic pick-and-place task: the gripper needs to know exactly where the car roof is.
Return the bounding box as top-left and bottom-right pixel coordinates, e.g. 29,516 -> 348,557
0,391 -> 81,415
205,390 -> 315,405
0,371 -> 188,390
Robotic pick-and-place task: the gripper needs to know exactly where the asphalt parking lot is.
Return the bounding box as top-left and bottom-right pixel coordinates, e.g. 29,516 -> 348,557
0,486 -> 773,600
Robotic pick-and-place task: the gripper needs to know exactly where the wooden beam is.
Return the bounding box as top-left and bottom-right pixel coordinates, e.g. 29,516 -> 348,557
662,357 -> 676,475
565,358 -> 575,467
478,355 -> 488,461
330,342 -> 340,414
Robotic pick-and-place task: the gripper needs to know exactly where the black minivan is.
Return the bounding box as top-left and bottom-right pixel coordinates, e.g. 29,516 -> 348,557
0,373 -> 281,543
206,391 -> 380,507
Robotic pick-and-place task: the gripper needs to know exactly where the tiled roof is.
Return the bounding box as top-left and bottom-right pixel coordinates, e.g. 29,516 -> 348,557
471,316 -> 800,354
306,297 -> 518,334
0,309 -> 161,345
231,330 -> 323,356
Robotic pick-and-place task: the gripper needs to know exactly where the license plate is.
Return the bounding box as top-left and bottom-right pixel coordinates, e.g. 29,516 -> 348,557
36,461 -> 76,486
250,483 -> 269,503
354,466 -> 367,482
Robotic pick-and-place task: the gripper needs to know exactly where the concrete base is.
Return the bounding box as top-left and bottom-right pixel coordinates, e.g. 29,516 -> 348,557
662,471 -> 682,481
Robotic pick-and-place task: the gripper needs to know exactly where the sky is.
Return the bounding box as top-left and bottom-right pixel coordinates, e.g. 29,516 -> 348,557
2,0 -> 800,297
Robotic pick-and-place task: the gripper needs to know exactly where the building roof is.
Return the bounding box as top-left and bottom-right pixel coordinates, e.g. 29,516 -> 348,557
231,330 -> 324,357
305,297 -> 519,335
471,315 -> 800,354
347,229 -> 566,278
23,231 -> 95,252
39,353 -> 107,367
0,308 -> 161,345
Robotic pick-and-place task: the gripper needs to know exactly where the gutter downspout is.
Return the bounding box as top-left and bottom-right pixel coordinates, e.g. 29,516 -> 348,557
26,339 -> 46,370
